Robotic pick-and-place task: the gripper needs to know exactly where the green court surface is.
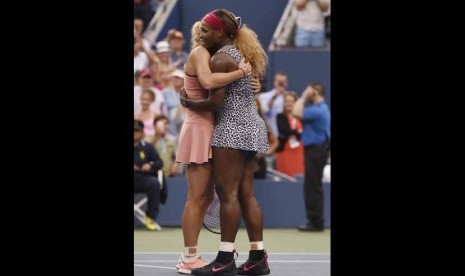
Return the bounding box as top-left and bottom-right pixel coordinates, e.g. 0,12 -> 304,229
134,228 -> 330,253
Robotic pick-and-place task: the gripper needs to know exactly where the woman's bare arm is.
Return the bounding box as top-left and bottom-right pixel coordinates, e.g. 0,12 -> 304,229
181,53 -> 237,112
192,46 -> 251,90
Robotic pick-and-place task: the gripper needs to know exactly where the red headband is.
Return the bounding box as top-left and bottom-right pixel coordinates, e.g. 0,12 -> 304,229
202,12 -> 240,35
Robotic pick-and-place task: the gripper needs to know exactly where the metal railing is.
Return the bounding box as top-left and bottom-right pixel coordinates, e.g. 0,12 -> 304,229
143,0 -> 179,45
266,168 -> 298,183
269,0 -> 297,51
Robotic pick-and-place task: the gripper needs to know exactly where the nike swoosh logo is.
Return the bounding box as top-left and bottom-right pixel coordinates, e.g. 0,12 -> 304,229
211,262 -> 232,272
243,259 -> 265,272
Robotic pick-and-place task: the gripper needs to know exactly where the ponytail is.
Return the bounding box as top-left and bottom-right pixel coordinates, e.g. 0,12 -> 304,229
233,25 -> 268,78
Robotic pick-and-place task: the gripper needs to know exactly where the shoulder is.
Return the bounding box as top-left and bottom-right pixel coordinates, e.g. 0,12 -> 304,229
191,46 -> 210,57
303,104 -> 314,114
210,52 -> 236,72
142,140 -> 155,149
304,103 -> 324,115
147,143 -> 158,153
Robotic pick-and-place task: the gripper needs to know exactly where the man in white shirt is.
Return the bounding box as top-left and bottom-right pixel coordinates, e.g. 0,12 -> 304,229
258,72 -> 289,137
134,18 -> 154,54
294,0 -> 330,48
134,40 -> 149,74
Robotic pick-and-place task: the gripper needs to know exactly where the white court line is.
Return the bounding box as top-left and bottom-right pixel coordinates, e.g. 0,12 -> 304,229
135,260 -> 181,263
134,260 -> 330,263
134,252 -> 330,255
134,264 -> 176,270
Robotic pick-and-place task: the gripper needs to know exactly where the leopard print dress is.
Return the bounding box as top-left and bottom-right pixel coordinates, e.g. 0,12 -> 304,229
211,45 -> 269,153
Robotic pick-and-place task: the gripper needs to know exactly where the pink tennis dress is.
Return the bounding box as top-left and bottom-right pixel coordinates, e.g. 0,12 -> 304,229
175,74 -> 214,164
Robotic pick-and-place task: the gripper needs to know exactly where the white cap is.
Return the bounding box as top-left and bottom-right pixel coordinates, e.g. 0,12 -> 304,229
155,41 -> 171,53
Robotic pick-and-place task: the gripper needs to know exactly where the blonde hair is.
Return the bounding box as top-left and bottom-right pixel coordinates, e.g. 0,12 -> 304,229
233,25 -> 268,78
191,21 -> 202,50
212,9 -> 268,78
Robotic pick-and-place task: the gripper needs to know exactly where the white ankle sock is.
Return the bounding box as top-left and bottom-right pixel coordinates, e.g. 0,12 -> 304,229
250,241 -> 264,250
219,242 -> 235,252
182,247 -> 199,262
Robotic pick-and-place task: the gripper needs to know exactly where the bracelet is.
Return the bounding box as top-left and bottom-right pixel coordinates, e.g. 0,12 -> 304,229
239,68 -> 246,78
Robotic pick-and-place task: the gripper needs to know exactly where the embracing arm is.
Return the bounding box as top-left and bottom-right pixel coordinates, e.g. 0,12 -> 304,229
193,47 -> 250,90
181,53 -> 236,112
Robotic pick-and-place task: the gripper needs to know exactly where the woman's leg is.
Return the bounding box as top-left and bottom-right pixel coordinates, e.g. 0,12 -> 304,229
238,151 -> 263,242
236,151 -> 271,275
181,162 -> 214,247
212,147 -> 248,243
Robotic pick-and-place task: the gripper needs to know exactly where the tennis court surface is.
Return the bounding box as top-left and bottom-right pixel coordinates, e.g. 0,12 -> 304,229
134,228 -> 330,276
135,252 -> 330,276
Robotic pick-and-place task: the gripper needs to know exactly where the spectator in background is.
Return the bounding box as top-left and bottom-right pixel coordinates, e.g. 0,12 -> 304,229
152,115 -> 178,177
276,92 -> 305,177
134,39 -> 149,74
134,68 -> 167,116
294,0 -> 330,48
173,105 -> 187,141
292,83 -> 330,232
135,89 -> 159,142
258,72 -> 288,170
164,69 -> 184,136
134,119 -> 164,231
258,72 -> 289,137
154,41 -> 175,70
172,104 -> 187,176
167,29 -> 189,70
134,34 -> 160,77
134,0 -> 159,33
135,26 -> 164,83
134,18 -> 153,54
148,62 -> 162,86
253,98 -> 279,179
158,67 -> 174,91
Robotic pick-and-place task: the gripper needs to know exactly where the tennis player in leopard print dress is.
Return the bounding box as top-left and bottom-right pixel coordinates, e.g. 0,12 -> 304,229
175,21 -> 261,275
181,8 -> 271,276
